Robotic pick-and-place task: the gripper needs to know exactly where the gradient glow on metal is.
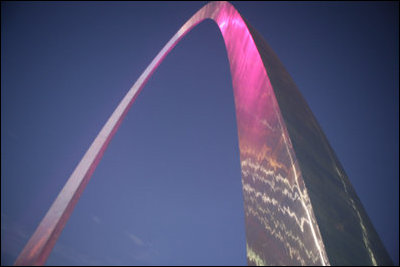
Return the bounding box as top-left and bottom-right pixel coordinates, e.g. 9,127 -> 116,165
14,2 -> 330,265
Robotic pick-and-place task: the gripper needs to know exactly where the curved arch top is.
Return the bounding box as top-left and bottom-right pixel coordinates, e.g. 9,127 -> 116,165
13,2 -> 329,265
15,2 -> 393,266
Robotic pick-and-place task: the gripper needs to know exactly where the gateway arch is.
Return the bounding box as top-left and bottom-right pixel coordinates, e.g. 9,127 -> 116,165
14,2 -> 393,266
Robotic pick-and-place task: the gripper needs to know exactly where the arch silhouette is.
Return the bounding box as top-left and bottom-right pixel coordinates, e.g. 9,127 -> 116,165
15,2 -> 393,266
12,2 -> 328,265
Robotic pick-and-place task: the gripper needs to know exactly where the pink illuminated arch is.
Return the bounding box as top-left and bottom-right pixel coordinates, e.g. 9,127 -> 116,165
14,2 -> 329,265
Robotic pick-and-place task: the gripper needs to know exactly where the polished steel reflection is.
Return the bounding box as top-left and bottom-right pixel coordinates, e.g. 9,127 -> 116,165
15,2 -> 327,265
14,1 -> 392,266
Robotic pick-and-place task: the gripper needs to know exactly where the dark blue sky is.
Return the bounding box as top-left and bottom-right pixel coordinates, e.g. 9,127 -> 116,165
1,1 -> 398,265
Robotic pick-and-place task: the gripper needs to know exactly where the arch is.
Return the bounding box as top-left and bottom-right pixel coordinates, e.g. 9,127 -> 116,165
14,2 -> 329,265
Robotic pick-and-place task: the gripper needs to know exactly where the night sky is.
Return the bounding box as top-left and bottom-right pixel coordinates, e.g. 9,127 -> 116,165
1,1 -> 398,266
